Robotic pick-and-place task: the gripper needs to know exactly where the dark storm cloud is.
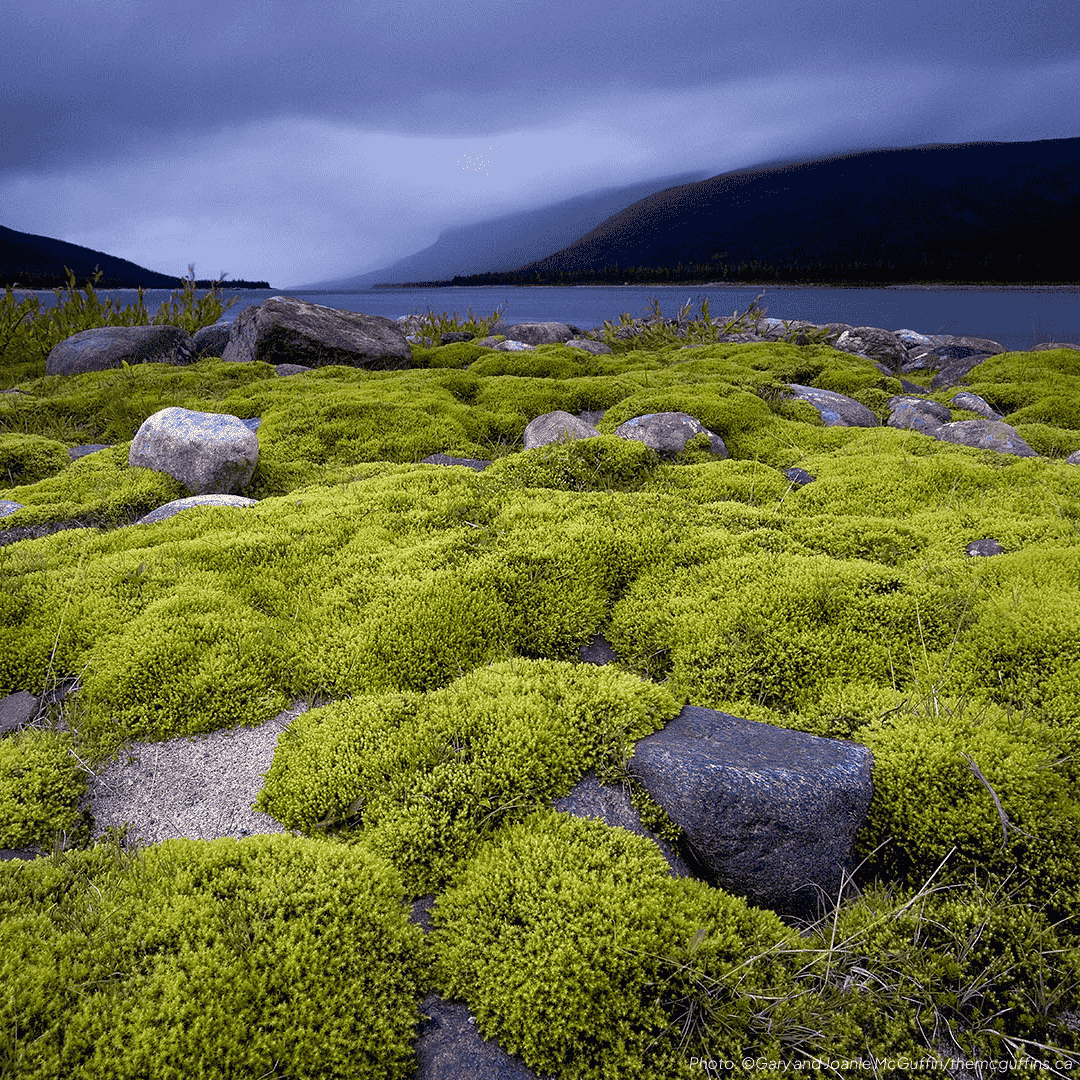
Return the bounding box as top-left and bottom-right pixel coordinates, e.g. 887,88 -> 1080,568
2,0 -> 1077,285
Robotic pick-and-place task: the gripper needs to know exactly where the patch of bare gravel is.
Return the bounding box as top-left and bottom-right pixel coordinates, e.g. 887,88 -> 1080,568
82,701 -> 311,845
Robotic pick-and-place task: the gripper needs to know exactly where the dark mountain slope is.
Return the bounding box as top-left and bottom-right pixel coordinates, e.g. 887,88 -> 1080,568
465,138 -> 1080,285
0,226 -> 270,289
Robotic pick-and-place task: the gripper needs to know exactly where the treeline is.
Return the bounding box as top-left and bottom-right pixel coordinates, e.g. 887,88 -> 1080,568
4,270 -> 270,290
387,250 -> 1080,288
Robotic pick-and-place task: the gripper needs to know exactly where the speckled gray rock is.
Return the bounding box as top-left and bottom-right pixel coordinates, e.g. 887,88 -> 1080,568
129,407 -> 260,495
966,538 -> 1005,556
832,326 -> 907,372
492,340 -> 536,352
135,494 -> 258,525
786,384 -> 879,428
628,705 -> 874,920
222,297 -> 412,369
46,325 -> 197,376
192,323 -> 231,359
887,396 -> 952,423
0,691 -> 38,736
0,499 -> 23,519
523,411 -> 600,450
887,405 -> 945,435
497,322 -> 577,345
614,412 -> 727,458
933,419 -> 1037,457
1065,449 -> 1080,465
950,392 -> 1002,420
565,338 -> 612,354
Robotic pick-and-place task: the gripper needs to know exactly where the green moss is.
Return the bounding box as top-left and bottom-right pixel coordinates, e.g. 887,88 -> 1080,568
255,659 -> 679,894
854,700 -> 1080,913
483,433 -> 658,492
0,445 -> 189,533
0,728 -> 88,851
0,433 -> 71,486
430,810 -> 799,1078
0,833 -> 426,1079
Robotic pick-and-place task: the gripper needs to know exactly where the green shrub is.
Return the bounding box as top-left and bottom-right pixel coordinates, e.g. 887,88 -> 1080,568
0,833 -> 426,1079
0,728 -> 88,851
430,810 -> 799,1079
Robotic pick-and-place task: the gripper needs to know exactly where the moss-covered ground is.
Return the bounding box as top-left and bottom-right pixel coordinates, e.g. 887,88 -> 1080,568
2,325 -> 1079,1076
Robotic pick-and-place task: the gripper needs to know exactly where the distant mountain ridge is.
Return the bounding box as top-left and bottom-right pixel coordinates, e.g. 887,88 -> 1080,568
442,137 -> 1080,286
0,226 -> 270,290
287,172 -> 712,290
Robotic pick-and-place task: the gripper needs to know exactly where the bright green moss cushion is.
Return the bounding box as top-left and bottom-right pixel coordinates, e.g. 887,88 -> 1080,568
0,833 -> 427,1080
255,658 -> 679,894
430,810 -> 800,1079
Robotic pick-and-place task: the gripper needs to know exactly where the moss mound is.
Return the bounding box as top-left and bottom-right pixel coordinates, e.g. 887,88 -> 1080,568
0,833 -> 426,1080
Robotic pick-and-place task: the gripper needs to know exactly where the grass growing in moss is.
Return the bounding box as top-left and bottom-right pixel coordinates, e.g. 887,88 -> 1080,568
1,293 -> 1080,1074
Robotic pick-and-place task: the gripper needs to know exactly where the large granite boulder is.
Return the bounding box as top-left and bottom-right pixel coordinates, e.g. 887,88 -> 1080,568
627,705 -> 874,919
46,326 -> 197,376
192,323 -> 231,359
614,412 -> 727,458
949,392 -> 1002,420
832,326 -> 907,372
222,297 -> 412,369
932,419 -> 1038,457
523,411 -> 601,450
129,408 -> 260,495
498,322 -> 578,345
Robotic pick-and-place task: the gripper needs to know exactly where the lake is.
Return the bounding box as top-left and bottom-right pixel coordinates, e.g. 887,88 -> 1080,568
13,283 -> 1080,353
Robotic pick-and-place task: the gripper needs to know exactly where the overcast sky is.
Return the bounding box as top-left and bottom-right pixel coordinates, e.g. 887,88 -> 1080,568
3,0 -> 1078,287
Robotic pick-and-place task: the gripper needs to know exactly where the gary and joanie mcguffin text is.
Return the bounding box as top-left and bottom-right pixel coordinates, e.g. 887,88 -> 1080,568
687,1057 -> 1074,1072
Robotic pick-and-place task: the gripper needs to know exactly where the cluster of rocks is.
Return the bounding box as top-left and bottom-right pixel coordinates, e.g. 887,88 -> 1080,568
6,295 -> 1076,536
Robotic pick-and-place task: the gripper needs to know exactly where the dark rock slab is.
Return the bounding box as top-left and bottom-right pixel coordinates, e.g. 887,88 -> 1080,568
628,705 -> 874,920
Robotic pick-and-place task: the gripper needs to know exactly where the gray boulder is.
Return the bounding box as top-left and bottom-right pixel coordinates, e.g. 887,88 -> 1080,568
1065,449 -> 1080,465
786,384 -> 879,427
46,326 -> 197,376
949,391 -> 1002,420
492,340 -> 536,352
887,405 -> 945,435
129,407 -> 260,495
1032,342 -> 1080,351
222,297 -> 412,369
614,412 -> 727,458
498,322 -> 577,345
0,499 -> 23,519
192,323 -> 231,359
565,338 -> 612,354
887,395 -> 951,423
523,411 -> 601,450
628,705 -> 874,920
833,326 -> 907,372
966,538 -> 1005,557
933,419 -> 1038,457
135,494 -> 259,526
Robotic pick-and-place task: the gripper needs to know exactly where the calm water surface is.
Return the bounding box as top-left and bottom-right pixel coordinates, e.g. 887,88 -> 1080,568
15,284 -> 1080,353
